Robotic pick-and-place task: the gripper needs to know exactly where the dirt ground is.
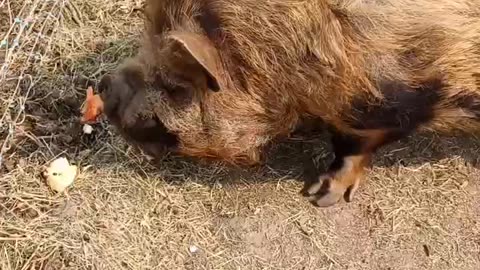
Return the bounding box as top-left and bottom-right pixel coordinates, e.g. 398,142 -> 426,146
1,1 -> 479,269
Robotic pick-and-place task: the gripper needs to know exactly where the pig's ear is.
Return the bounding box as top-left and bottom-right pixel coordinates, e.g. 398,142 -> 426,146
168,31 -> 224,92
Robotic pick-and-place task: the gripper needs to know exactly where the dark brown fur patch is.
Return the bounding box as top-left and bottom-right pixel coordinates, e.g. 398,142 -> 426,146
349,78 -> 444,136
196,1 -> 224,42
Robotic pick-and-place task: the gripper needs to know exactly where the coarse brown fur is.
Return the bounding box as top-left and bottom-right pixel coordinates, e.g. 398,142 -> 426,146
98,0 -> 480,206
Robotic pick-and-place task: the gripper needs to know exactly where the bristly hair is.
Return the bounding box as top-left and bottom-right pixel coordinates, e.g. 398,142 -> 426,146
109,0 -> 480,164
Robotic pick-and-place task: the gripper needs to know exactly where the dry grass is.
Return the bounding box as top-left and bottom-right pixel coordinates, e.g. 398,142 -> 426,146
1,0 -> 479,269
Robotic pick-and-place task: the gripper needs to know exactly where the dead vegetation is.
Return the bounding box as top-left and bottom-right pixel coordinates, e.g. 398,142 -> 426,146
0,0 -> 479,269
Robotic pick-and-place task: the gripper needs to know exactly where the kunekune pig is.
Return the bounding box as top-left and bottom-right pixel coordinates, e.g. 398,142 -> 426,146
98,0 -> 480,207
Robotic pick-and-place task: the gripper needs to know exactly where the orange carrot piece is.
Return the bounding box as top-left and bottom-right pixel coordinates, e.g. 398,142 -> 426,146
80,86 -> 104,124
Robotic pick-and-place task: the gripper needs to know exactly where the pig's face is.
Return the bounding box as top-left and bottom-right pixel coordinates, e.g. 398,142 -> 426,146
99,32 -> 273,165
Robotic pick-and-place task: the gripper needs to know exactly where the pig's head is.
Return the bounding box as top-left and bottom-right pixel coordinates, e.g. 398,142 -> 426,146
98,31 -> 286,165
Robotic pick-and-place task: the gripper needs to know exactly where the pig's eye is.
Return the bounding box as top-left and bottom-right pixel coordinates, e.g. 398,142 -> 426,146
166,83 -> 194,106
154,74 -> 195,106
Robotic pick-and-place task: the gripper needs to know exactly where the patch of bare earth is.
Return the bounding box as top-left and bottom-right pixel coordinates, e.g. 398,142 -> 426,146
1,1 -> 479,269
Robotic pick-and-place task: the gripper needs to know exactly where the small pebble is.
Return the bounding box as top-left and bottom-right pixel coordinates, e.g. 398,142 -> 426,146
189,245 -> 199,254
82,124 -> 93,134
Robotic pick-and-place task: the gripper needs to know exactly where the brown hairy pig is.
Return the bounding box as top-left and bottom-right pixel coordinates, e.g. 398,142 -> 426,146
97,0 -> 480,207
